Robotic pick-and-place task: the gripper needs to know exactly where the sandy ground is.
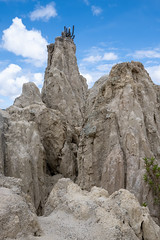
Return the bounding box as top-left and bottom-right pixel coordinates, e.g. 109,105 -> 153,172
16,210 -> 104,240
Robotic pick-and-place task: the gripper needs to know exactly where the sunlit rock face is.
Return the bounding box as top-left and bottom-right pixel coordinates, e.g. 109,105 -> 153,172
43,178 -> 160,240
0,175 -> 41,240
77,61 -> 160,221
41,37 -> 88,127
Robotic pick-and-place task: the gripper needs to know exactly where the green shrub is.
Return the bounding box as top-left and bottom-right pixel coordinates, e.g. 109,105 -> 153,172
143,157 -> 160,205
142,202 -> 147,207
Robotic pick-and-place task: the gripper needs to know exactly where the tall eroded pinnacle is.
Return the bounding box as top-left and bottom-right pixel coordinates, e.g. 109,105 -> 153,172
41,30 -> 88,127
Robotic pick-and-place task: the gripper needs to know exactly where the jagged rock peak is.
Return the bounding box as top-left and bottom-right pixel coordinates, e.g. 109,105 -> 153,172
78,60 -> 160,222
108,61 -> 153,87
41,36 -> 88,127
47,36 -> 76,69
14,82 -> 42,108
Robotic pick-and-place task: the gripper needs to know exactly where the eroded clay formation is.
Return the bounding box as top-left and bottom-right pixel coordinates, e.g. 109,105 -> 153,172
0,30 -> 160,239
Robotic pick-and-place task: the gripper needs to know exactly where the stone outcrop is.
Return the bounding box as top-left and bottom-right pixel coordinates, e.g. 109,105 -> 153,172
41,37 -> 88,127
3,106 -> 46,214
14,82 -> 42,108
77,61 -> 160,222
41,178 -> 160,240
0,34 -> 160,239
3,79 -> 81,214
0,175 -> 41,240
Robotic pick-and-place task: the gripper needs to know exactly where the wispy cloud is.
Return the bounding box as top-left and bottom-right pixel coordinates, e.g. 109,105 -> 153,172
82,63 -> 115,87
80,69 -> 107,87
96,63 -> 115,72
83,0 -> 90,6
131,49 -> 160,59
30,2 -> 57,21
80,46 -> 118,87
2,17 -> 48,66
83,55 -> 102,63
91,5 -> 102,16
103,52 -> 118,61
83,52 -> 118,63
83,1 -> 102,17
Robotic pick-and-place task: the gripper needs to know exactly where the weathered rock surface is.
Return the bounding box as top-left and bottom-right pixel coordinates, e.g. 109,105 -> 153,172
0,109 -> 8,174
14,82 -> 42,108
41,37 -> 88,127
0,175 -> 41,240
77,61 -> 160,221
3,105 -> 46,214
3,81 -> 80,213
36,106 -> 78,180
33,178 -> 160,240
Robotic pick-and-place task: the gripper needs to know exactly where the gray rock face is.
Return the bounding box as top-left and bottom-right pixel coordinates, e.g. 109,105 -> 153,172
42,178 -> 160,240
77,61 -> 160,221
41,37 -> 88,127
14,82 -> 42,108
0,175 -> 41,240
4,105 -> 46,214
0,110 -> 8,174
4,81 -> 80,214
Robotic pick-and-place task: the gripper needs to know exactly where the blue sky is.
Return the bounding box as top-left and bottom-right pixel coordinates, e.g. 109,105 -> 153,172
0,0 -> 160,108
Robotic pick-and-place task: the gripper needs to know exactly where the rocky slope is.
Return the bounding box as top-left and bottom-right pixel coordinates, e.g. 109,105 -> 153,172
25,178 -> 160,240
0,34 -> 160,239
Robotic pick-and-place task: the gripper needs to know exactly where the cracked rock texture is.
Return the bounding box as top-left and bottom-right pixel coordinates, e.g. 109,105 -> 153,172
0,175 -> 41,240
0,35 -> 160,239
77,61 -> 160,222
40,178 -> 160,240
41,37 -> 88,127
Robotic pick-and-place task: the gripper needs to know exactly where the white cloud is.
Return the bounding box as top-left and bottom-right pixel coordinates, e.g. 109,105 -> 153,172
30,2 -> 57,21
0,64 -> 43,100
33,73 -> 44,86
83,52 -> 118,63
80,46 -> 118,88
81,70 -> 109,88
132,50 -> 160,59
97,63 -> 115,72
146,65 -> 160,84
0,64 -> 28,97
103,52 -> 118,61
2,17 -> 48,66
91,5 -> 102,16
83,55 -> 102,63
81,73 -> 93,86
